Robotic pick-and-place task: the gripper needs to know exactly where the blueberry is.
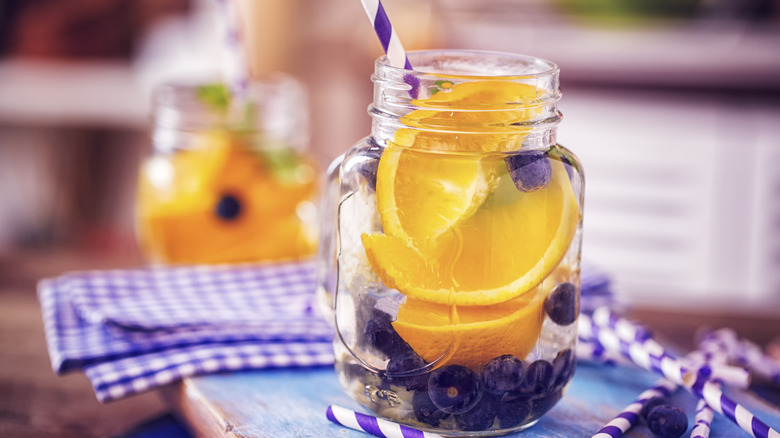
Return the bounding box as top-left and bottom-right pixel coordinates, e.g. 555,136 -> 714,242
455,392 -> 499,431
530,389 -> 563,418
640,397 -> 668,421
496,394 -> 531,428
215,194 -> 242,220
517,360 -> 555,396
412,390 -> 450,427
364,308 -> 412,357
544,282 -> 578,326
384,351 -> 428,391
428,365 -> 483,414
481,355 -> 526,395
552,348 -> 575,388
505,150 -> 552,192
646,404 -> 688,438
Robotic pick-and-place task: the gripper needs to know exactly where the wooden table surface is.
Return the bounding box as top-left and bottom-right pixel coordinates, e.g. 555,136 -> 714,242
162,363 -> 780,438
2,246 -> 779,438
0,247 -> 168,438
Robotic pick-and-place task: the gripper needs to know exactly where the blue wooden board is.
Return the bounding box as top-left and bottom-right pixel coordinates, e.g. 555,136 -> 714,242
164,363 -> 780,437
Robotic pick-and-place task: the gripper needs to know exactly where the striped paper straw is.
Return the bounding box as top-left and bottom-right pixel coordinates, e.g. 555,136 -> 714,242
691,396 -> 715,438
585,311 -> 751,389
583,314 -> 780,438
359,0 -> 412,69
591,379 -> 678,438
326,405 -> 443,438
577,338 -> 630,366
579,314 -> 687,385
688,371 -> 780,438
592,306 -> 653,341
702,328 -> 780,386
213,0 -> 250,99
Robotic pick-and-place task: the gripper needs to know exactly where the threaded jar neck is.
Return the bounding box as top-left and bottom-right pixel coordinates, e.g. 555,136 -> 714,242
151,75 -> 308,153
369,50 -> 562,152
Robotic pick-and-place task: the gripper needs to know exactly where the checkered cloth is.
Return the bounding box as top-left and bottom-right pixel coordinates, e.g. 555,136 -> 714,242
39,260 -> 335,402
39,259 -> 613,403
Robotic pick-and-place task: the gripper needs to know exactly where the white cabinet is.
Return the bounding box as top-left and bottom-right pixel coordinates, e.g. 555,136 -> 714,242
560,88 -> 780,313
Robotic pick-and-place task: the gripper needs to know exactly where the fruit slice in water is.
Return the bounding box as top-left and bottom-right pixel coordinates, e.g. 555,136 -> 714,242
391,293 -> 544,371
398,81 -> 543,154
137,133 -> 317,263
362,157 -> 579,306
376,144 -> 496,252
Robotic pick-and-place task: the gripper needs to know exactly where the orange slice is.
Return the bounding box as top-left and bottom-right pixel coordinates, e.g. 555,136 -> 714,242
137,132 -> 318,263
362,157 -> 579,306
391,293 -> 545,371
375,144 -> 496,251
396,81 -> 543,153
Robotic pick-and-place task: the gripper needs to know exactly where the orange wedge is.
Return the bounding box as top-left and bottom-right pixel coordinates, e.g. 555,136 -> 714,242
362,157 -> 579,306
391,293 -> 545,371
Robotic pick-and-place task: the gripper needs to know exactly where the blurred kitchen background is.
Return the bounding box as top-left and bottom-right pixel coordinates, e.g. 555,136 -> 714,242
1,0 -> 779,315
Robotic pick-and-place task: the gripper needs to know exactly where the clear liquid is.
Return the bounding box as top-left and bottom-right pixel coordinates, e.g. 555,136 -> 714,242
331,144 -> 584,435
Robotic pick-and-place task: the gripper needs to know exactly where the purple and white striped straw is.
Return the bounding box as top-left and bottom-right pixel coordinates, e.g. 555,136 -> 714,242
577,338 -> 630,367
358,0 -> 412,69
213,0 -> 250,99
688,371 -> 780,438
326,405 -> 442,438
579,314 -> 687,385
691,396 -> 715,438
591,379 -> 678,438
702,328 -> 780,386
586,309 -> 751,389
583,313 -> 779,438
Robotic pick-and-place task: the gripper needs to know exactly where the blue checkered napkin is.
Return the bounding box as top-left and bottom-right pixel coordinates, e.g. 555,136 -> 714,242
84,341 -> 334,402
38,260 -> 335,402
68,261 -> 319,330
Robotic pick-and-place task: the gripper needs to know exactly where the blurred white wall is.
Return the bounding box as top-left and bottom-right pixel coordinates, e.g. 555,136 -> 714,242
440,0 -> 780,314
1,0 -> 778,314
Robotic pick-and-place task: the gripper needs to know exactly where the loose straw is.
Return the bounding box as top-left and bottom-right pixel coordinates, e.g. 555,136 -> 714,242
579,314 -> 688,385
213,0 -> 250,99
591,379 -> 678,438
586,309 -> 751,389
326,405 -> 443,438
358,0 -> 412,69
577,338 -> 631,367
691,396 -> 715,438
583,312 -> 780,438
688,371 -> 780,438
701,328 -> 780,387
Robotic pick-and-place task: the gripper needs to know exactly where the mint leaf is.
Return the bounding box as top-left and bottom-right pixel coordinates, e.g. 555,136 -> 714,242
196,83 -> 232,114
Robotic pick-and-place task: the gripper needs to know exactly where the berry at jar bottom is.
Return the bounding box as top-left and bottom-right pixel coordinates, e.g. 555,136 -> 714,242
455,392 -> 500,431
481,354 -> 526,394
412,390 -> 450,427
427,365 -> 483,415
364,308 -> 413,357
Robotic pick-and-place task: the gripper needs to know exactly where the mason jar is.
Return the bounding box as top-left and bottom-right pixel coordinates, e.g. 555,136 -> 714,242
136,75 -> 319,264
323,50 -> 584,435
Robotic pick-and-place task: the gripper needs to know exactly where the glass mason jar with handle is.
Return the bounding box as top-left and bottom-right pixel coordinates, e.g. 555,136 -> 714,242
136,76 -> 319,265
320,50 -> 585,435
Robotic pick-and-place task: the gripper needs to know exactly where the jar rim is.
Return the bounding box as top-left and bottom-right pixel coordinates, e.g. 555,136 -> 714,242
376,49 -> 559,79
152,73 -> 297,121
150,73 -> 310,152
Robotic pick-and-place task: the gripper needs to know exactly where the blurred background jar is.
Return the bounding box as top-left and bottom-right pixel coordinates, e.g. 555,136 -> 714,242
136,75 -> 319,264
